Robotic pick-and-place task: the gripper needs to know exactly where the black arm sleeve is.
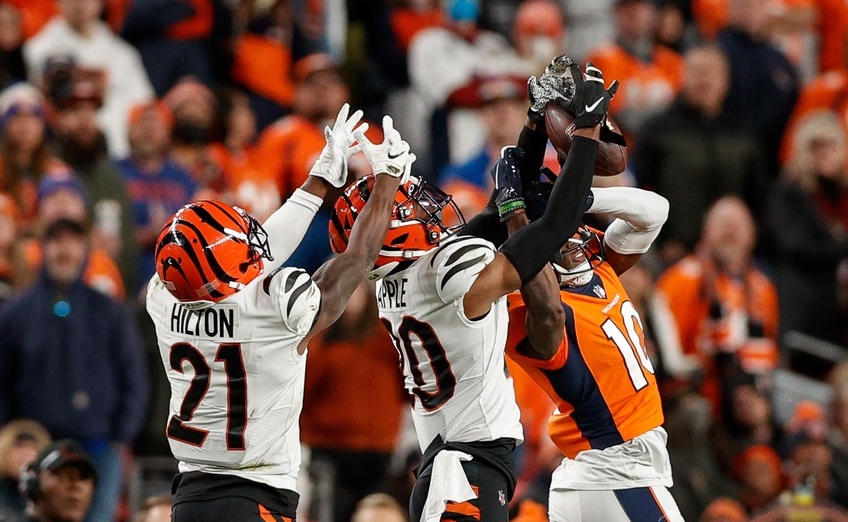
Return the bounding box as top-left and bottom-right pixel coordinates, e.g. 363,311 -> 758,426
499,136 -> 597,285
517,125 -> 549,191
460,124 -> 548,246
460,206 -> 508,246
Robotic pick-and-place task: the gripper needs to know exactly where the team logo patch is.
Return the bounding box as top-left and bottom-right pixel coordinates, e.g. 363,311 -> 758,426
592,284 -> 606,299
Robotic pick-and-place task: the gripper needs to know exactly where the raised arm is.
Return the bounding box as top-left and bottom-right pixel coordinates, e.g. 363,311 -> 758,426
586,187 -> 669,275
262,103 -> 365,272
299,117 -> 415,349
504,203 -> 565,361
461,62 -> 618,320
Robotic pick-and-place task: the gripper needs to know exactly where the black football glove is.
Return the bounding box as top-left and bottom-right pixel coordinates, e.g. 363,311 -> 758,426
491,146 -> 527,221
564,62 -> 619,129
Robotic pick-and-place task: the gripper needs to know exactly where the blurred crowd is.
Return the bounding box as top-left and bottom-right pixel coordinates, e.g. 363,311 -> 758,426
0,0 -> 846,520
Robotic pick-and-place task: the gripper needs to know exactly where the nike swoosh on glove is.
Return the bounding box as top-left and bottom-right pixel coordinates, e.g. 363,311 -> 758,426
563,62 -> 619,129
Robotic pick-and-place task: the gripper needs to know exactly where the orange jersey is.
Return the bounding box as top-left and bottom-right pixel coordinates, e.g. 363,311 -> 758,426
230,34 -> 296,109
251,115 -> 325,200
505,261 -> 664,459
585,44 -> 683,133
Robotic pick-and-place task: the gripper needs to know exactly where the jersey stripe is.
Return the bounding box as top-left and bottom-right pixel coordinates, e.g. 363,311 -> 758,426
430,235 -> 480,267
286,278 -> 313,315
541,302 -> 625,451
284,269 -> 305,292
440,254 -> 487,291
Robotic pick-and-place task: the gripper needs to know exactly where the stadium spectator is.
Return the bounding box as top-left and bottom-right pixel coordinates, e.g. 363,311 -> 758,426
633,43 -> 767,260
350,493 -> 407,522
18,439 -> 96,522
716,0 -> 799,175
0,419 -> 51,522
438,74 -> 529,219
561,0 -> 616,62
713,385 -> 784,476
301,281 -> 406,522
23,0 -> 154,158
692,0 -> 848,76
780,66 -> 848,168
0,215 -> 149,522
44,61 -> 138,293
0,3 -> 26,90
0,82 -> 66,233
162,77 -> 225,197
829,364 -> 848,507
389,0 -> 442,55
769,111 -> 848,354
406,0 -> 527,177
118,100 -> 196,295
229,0 -> 299,130
14,171 -> 126,299
586,0 -> 684,139
132,494 -> 171,522
733,444 -> 785,514
0,193 -> 18,300
118,0 -> 215,96
512,0 -> 565,75
654,0 -> 699,54
651,197 -> 779,415
211,88 -> 277,222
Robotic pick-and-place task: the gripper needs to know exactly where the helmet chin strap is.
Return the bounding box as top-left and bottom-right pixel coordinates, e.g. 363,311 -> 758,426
554,260 -> 593,287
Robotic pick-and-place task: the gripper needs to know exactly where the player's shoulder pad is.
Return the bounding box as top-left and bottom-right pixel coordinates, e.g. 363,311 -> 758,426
431,235 -> 496,303
264,266 -> 321,336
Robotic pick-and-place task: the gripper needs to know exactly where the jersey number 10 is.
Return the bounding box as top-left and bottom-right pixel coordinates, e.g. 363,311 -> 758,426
600,300 -> 655,391
167,342 -> 248,451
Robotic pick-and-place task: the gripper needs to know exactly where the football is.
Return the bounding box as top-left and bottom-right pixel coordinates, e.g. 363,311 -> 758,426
544,102 -> 627,177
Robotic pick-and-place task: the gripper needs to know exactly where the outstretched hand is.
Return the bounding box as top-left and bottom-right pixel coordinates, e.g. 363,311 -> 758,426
308,103 -> 366,187
353,115 -> 416,184
563,62 -> 619,129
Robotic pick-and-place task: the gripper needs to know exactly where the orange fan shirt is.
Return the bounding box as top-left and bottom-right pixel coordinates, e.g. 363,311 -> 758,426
585,44 -> 683,130
505,261 -> 664,459
231,33 -> 296,109
653,256 -> 779,411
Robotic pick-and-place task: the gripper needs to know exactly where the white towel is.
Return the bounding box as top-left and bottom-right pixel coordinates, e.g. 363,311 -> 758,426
420,450 -> 477,522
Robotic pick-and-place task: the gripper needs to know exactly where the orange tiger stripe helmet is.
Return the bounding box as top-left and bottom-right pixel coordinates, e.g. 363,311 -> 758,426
155,200 -> 273,303
329,174 -> 465,279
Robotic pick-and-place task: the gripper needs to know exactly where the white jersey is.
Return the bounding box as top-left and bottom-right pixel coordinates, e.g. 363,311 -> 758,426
146,267 -> 321,491
376,235 -> 524,451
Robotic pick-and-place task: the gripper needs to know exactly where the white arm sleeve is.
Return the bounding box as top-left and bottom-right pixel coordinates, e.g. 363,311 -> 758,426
587,187 -> 669,254
262,188 -> 324,273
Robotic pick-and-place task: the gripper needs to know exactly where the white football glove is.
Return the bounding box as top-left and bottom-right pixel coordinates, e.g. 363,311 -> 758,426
308,103 -> 367,188
353,115 -> 416,184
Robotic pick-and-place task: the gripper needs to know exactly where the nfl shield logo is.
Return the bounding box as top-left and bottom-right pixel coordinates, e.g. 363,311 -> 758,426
498,490 -> 506,505
592,284 -> 606,298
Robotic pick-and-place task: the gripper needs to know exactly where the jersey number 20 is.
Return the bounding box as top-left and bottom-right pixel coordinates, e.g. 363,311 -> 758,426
167,342 -> 247,450
381,317 -> 457,411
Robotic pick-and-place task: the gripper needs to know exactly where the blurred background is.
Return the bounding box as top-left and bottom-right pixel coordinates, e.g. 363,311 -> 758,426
0,0 -> 846,521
